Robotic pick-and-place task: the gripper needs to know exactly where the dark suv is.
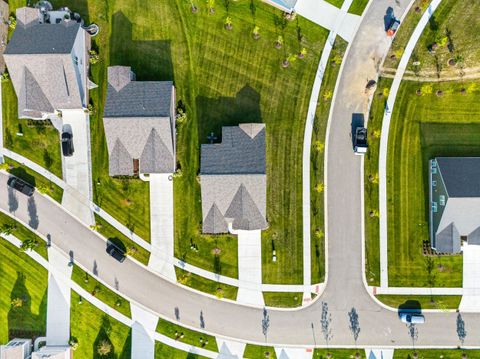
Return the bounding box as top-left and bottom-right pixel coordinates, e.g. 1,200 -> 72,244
61,124 -> 74,157
7,177 -> 34,196
106,243 -> 126,263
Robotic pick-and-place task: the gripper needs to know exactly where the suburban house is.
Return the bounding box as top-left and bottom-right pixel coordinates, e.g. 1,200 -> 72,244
200,123 -> 267,234
0,339 -> 31,359
262,0 -> 297,13
429,157 -> 480,253
103,66 -> 176,177
4,6 -> 90,119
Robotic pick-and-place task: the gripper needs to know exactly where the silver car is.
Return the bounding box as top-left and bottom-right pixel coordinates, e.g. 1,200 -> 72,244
400,313 -> 425,324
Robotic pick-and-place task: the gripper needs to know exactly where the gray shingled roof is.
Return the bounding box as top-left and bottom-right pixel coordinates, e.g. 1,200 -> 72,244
103,67 -> 175,176
200,124 -> 265,175
437,157 -> 480,197
200,124 -> 267,234
4,10 -> 87,118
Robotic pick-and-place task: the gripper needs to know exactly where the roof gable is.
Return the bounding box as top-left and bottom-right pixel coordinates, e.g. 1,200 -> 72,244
140,128 -> 174,173
109,138 -> 133,176
225,184 -> 267,231
203,203 -> 229,234
18,66 -> 54,117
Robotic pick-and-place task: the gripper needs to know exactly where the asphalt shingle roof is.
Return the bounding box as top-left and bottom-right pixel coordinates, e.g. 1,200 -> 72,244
437,157 -> 480,197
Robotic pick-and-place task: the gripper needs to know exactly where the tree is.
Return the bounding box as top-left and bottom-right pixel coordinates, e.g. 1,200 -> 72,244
420,83 -> 433,95
224,17 -> 233,30
275,35 -> 283,49
298,47 -> 307,59
206,0 -> 215,13
0,222 -> 15,236
252,25 -> 260,40
96,340 -> 112,356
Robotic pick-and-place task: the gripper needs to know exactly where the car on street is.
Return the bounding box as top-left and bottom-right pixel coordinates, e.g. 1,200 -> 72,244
7,176 -> 34,196
61,124 -> 74,157
106,242 -> 126,263
354,127 -> 368,155
400,313 -> 425,324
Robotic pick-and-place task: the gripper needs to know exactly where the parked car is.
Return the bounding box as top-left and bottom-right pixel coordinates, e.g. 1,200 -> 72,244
387,18 -> 400,37
61,124 -> 74,157
7,176 -> 34,196
106,242 -> 126,263
400,313 -> 425,324
354,127 -> 368,155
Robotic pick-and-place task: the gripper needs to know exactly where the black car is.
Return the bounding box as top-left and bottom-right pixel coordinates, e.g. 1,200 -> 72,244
61,124 -> 74,157
7,177 -> 34,196
106,243 -> 126,263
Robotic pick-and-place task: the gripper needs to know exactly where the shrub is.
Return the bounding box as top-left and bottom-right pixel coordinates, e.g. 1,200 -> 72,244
89,50 -> 100,65
314,140 -> 325,153
322,90 -> 333,102
382,87 -> 390,98
420,83 -> 433,95
394,47 -> 404,59
315,229 -> 324,239
96,340 -> 112,356
8,16 -> 16,30
69,338 -> 79,351
20,238 -> 39,252
315,183 -> 324,193
176,108 -> 187,124
11,297 -> 23,308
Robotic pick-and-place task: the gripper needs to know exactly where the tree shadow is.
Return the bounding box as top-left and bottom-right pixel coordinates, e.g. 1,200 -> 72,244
118,328 -> 132,359
8,271 -> 47,340
93,315 -> 115,359
109,11 -> 174,83
7,187 -> 18,214
28,197 -> 39,229
196,84 -> 262,145
383,7 -> 394,31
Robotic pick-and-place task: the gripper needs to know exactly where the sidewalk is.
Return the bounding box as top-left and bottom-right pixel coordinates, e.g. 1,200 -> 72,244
460,243 -> 480,312
378,0 -> 443,288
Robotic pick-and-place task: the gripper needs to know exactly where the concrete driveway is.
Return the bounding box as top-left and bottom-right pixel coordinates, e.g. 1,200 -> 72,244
460,243 -> 480,312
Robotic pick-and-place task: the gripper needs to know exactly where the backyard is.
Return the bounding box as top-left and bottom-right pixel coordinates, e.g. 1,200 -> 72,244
386,80 -> 480,286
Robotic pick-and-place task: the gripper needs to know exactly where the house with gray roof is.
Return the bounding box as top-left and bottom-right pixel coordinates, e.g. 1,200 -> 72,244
103,66 -> 176,177
4,7 -> 90,119
429,157 -> 480,253
200,123 -> 267,234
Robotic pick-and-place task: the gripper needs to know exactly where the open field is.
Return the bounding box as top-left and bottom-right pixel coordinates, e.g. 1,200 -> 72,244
2,80 -> 62,178
375,294 -> 462,310
71,265 -> 131,318
407,0 -> 480,78
310,37 -> 347,284
0,239 -> 47,342
70,291 -> 132,358
386,80 -> 480,286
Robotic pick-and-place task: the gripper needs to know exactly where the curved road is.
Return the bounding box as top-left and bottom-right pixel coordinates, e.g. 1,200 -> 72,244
2,0 -> 480,347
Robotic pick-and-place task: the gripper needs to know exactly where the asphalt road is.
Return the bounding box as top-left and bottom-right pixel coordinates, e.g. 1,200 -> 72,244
2,0 -> 480,347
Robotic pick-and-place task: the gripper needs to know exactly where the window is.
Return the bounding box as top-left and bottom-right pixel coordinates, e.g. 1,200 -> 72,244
439,195 -> 445,206
432,180 -> 437,187
431,167 -> 437,174
432,202 -> 438,213
73,56 -> 79,65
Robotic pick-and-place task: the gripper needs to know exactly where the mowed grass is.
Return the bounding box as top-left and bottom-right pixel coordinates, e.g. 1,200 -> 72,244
386,80 -> 480,287
175,268 -> 238,300
2,80 -> 62,178
348,0 -> 369,15
314,349 -> 365,358
408,0 -> 480,77
244,344 -> 277,359
364,77 -> 392,287
394,350 -> 480,359
310,37 -> 347,284
0,239 -> 47,342
324,0 -> 344,8
155,342 -> 209,359
70,291 -> 132,358
263,291 -> 303,308
375,294 -> 462,310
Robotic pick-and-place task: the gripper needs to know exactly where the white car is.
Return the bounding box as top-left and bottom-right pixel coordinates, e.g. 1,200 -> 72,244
400,313 -> 425,324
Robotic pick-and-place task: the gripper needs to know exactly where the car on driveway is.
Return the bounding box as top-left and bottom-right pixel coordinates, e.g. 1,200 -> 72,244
387,18 -> 400,37
106,242 -> 126,263
400,313 -> 425,324
61,124 -> 74,157
7,176 -> 34,196
354,127 -> 368,155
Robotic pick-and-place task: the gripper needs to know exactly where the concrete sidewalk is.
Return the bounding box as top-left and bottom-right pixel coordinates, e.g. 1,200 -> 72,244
236,230 -> 264,306
61,109 -> 94,225
131,303 -> 158,359
460,243 -> 480,312
148,173 -> 176,281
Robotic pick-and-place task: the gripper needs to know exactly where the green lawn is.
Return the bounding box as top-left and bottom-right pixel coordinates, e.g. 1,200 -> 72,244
155,342 -> 209,359
324,0 -> 344,8
0,211 -> 48,260
71,265 -> 131,318
244,344 -> 277,359
375,295 -> 462,310
386,80 -> 480,286
45,0 -> 328,282
394,350 -> 480,359
175,268 -> 238,301
348,0 -> 369,15
2,79 -> 62,178
314,349 -> 365,358
4,158 -> 63,203
383,0 -> 429,71
364,77 -> 392,287
263,291 -> 303,308
156,317 -> 218,352
0,239 -> 47,342
310,37 -> 347,284
70,291 -> 132,359
407,0 -> 480,77
94,214 -> 150,266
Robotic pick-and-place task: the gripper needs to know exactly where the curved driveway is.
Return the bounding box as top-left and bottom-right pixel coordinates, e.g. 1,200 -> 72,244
2,0 -> 480,347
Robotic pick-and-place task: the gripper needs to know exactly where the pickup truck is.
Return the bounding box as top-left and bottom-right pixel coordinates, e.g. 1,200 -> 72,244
354,127 -> 368,155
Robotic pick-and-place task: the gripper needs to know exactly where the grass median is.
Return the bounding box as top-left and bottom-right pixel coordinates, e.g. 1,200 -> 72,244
263,291 -> 303,308
375,294 -> 462,310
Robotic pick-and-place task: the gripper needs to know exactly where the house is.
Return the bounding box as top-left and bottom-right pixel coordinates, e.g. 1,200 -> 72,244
262,0 -> 297,13
200,123 -> 267,234
0,339 -> 31,359
4,6 -> 90,119
429,157 -> 480,253
31,346 -> 70,359
103,66 -> 176,177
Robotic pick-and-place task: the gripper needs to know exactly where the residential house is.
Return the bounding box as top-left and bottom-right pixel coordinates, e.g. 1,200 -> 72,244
31,346 -> 70,359
430,157 -> 480,253
4,6 -> 90,119
200,123 -> 267,234
103,66 -> 176,177
0,339 -> 31,359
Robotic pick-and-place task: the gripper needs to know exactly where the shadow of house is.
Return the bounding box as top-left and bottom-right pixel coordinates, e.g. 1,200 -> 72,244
196,85 -> 262,145
109,11 -> 174,83
93,315 -> 116,359
8,271 -> 47,340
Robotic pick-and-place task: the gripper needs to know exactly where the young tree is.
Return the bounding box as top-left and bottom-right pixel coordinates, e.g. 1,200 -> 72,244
96,340 -> 112,356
